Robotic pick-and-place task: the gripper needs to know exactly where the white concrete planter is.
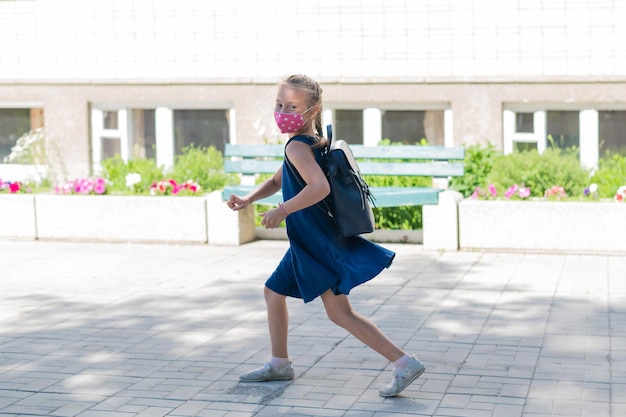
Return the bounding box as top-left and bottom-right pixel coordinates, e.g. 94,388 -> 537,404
35,194 -> 208,244
459,199 -> 626,253
0,194 -> 37,239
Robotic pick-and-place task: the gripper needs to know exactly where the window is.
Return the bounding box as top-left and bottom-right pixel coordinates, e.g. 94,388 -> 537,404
329,107 -> 451,146
383,110 -> 425,144
91,107 -> 231,170
335,110 -> 363,144
515,113 -> 534,133
173,110 -> 229,154
0,108 -> 44,162
130,109 -> 156,159
599,111 -> 626,156
546,111 -> 579,150
382,110 -> 445,145
103,111 -> 119,130
504,107 -> 625,168
503,110 -> 546,154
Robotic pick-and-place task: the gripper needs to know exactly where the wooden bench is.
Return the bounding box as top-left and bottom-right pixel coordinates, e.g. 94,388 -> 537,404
221,144 -> 465,207
210,143 -> 465,250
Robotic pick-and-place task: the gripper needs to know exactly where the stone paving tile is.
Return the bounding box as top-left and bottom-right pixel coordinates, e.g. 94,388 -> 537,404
1,240 -> 625,416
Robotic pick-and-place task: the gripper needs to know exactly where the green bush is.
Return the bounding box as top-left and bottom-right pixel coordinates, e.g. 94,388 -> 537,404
170,144 -> 238,192
101,145 -> 238,195
101,156 -> 163,194
590,152 -> 626,198
450,143 -> 501,198
487,147 -> 589,198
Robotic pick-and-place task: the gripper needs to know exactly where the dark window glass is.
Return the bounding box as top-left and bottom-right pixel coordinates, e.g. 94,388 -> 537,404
515,112 -> 534,133
546,111 -> 579,149
599,111 -> 626,156
173,109 -> 229,154
101,137 -> 121,159
382,110 -> 444,145
130,109 -> 156,159
0,109 -> 34,162
335,110 -> 363,144
103,111 -> 118,129
514,142 -> 538,152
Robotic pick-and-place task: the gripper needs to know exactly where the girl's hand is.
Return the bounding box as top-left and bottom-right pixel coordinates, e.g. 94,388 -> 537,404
259,207 -> 286,229
227,194 -> 249,211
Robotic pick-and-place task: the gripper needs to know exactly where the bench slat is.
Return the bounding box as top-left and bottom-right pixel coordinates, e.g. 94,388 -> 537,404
225,159 -> 464,177
223,185 -> 441,207
370,187 -> 441,207
358,161 -> 464,177
224,159 -> 282,175
225,144 -> 465,161
351,145 -> 464,160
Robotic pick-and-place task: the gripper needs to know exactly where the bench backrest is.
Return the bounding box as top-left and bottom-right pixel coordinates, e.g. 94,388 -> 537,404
224,144 -> 465,177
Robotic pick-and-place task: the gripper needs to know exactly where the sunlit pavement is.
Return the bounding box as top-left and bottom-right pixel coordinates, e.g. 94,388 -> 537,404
1,239 -> 625,417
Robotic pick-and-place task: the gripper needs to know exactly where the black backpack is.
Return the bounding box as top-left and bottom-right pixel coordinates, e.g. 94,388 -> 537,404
285,125 -> 376,237
321,125 -> 376,236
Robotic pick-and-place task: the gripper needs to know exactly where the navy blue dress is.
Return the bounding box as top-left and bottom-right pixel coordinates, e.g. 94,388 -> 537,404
265,135 -> 396,303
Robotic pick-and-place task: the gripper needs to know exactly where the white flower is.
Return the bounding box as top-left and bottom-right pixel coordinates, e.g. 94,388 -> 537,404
589,183 -> 598,193
125,173 -> 141,188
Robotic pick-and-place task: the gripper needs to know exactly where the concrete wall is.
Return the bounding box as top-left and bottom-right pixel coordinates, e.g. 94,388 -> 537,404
3,81 -> 626,178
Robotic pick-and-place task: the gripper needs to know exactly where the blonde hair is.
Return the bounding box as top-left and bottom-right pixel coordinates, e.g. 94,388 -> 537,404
281,74 -> 327,147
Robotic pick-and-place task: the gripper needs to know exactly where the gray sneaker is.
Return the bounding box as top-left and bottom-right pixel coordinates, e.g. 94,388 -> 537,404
379,355 -> 426,397
239,362 -> 295,382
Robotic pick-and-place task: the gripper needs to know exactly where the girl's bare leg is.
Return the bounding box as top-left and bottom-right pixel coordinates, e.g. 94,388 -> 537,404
239,286 -> 293,382
319,289 -> 404,362
264,286 -> 289,358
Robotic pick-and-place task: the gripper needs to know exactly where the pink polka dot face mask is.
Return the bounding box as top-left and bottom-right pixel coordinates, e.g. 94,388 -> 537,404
274,107 -> 313,134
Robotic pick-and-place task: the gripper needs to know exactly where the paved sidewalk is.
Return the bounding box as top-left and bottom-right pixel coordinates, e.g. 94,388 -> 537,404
0,239 -> 624,417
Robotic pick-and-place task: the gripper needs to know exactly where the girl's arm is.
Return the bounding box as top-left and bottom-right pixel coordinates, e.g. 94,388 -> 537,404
229,140 -> 330,229
281,140 -> 330,214
227,168 -> 282,211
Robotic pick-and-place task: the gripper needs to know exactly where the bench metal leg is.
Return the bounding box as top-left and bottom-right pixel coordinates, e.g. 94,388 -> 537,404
422,190 -> 463,251
207,190 -> 256,245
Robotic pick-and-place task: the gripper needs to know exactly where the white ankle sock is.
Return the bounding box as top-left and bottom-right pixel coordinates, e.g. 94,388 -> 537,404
392,354 -> 411,371
269,356 -> 290,369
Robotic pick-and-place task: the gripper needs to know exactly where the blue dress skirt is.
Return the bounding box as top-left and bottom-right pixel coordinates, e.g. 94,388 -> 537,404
265,135 -> 396,303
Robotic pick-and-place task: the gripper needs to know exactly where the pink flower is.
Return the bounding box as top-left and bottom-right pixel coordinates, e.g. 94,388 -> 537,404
9,182 -> 21,193
488,184 -> 497,197
94,178 -> 106,194
545,185 -> 567,200
505,184 -> 519,199
151,180 -> 172,194
55,178 -> 107,195
518,187 -> 531,198
183,180 -> 200,193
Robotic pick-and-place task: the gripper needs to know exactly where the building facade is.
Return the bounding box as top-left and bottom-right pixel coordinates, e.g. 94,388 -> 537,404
1,0 -> 625,179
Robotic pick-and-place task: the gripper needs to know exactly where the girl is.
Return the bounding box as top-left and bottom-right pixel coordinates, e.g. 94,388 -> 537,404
227,74 -> 425,397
